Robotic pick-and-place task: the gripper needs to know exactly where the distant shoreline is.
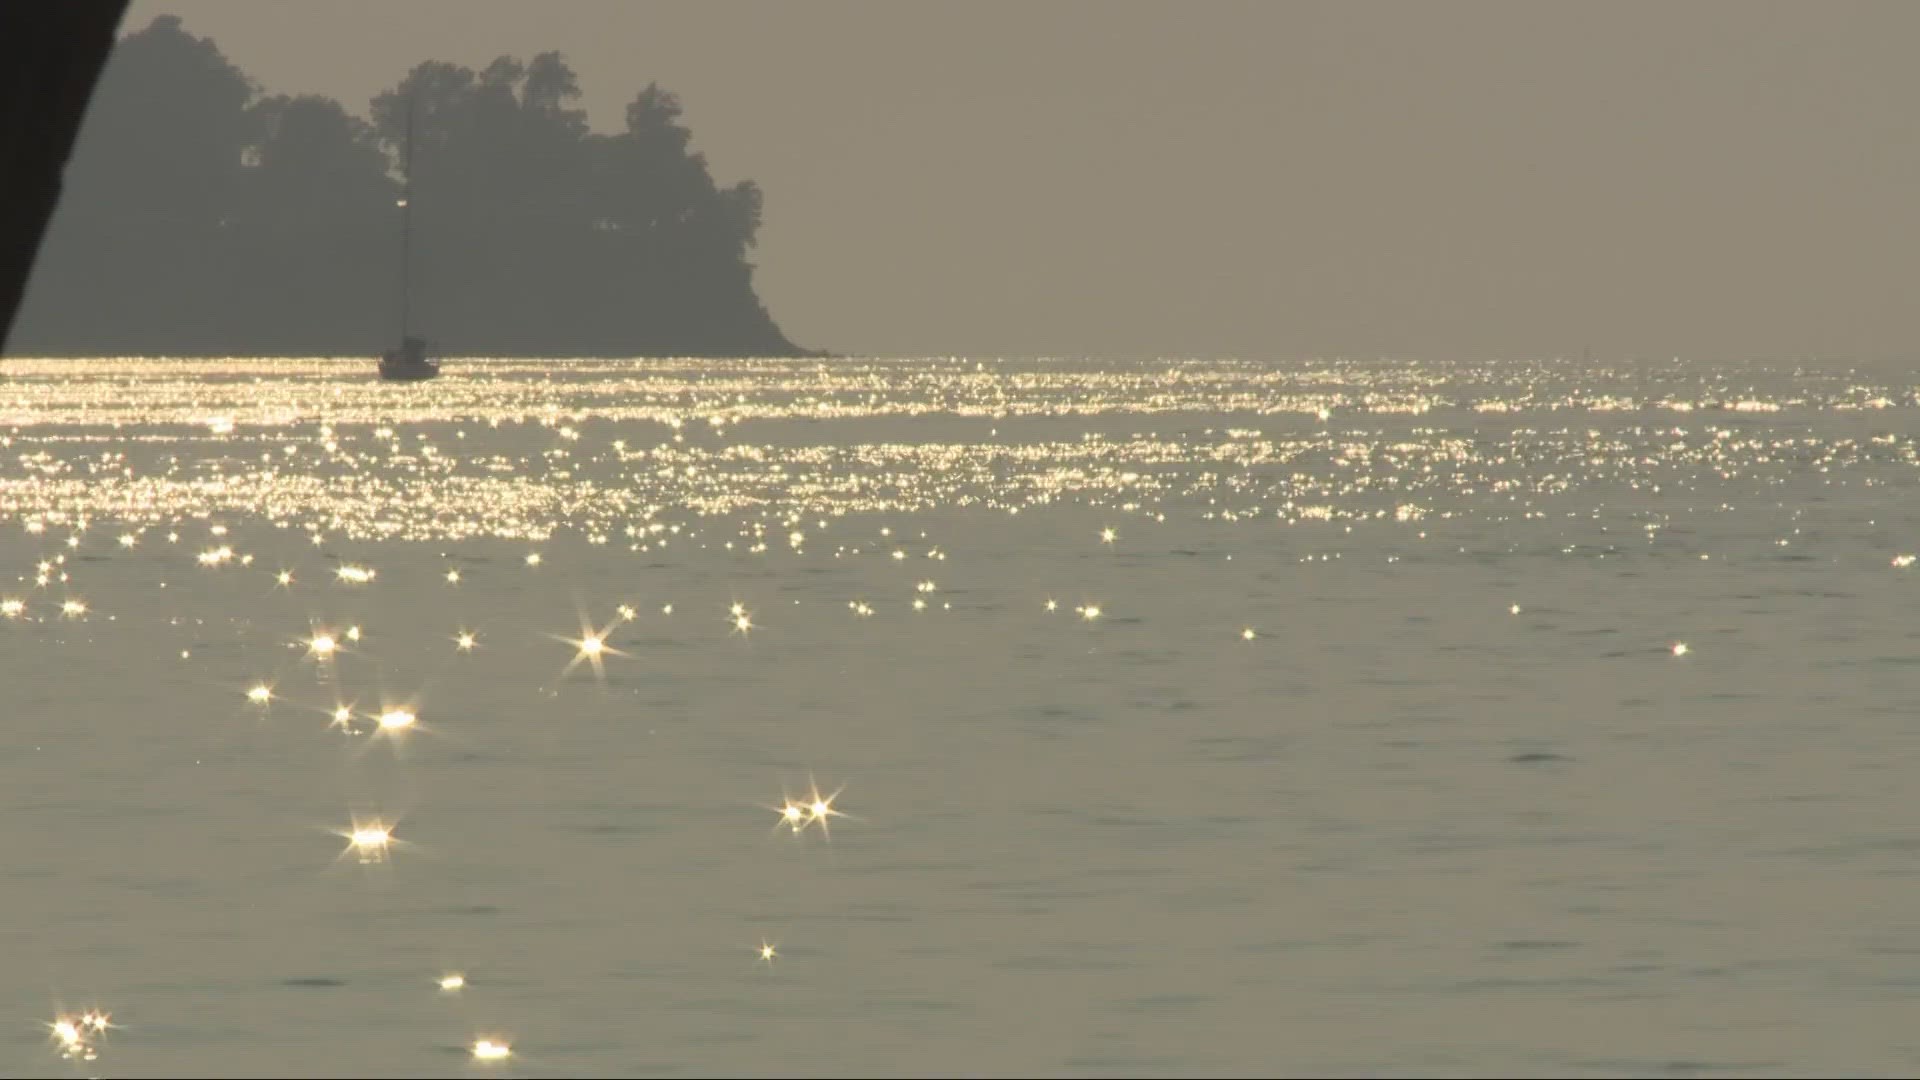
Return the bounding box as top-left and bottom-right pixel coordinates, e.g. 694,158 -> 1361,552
2,346 -> 837,361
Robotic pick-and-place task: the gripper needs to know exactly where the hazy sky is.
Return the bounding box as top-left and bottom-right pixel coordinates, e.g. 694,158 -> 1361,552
117,0 -> 1920,362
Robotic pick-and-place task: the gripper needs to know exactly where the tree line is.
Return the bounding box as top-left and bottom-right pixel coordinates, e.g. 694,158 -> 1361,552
8,15 -> 809,357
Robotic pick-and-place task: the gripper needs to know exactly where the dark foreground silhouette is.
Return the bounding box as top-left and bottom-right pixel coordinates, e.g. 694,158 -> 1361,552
0,4 -> 129,354
7,15 -> 813,358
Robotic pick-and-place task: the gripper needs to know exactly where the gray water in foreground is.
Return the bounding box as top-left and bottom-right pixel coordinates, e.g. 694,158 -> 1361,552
4,356 -> 1920,1077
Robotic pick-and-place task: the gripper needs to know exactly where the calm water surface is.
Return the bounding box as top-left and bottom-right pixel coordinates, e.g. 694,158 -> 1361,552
4,356 -> 1920,1077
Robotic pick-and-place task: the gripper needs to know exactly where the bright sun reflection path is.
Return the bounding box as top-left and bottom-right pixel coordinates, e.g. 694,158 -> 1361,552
10,353 -> 1898,1060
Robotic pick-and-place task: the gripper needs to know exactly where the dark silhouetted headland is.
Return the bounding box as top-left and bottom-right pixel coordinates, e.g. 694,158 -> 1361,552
7,15 -> 815,358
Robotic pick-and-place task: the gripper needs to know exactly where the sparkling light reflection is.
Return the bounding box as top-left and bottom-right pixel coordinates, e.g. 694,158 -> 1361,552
0,355 -> 1907,1064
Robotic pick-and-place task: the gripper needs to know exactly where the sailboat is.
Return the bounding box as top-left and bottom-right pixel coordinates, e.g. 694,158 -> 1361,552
379,97 -> 439,382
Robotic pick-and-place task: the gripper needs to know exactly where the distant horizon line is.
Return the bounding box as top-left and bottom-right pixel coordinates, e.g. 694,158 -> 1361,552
3,350 -> 1914,366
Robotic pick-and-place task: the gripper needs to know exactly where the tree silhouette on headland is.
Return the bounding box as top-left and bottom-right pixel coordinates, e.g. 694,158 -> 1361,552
9,15 -> 810,358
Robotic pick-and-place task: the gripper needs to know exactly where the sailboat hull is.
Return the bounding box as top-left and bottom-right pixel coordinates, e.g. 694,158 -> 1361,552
377,363 -> 439,382
379,335 -> 438,380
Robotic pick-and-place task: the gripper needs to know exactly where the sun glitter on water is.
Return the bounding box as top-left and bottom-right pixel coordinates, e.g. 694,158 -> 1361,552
47,1009 -> 112,1061
555,617 -> 625,678
335,816 -> 399,864
767,777 -> 852,841
47,1018 -> 99,1062
768,798 -> 807,835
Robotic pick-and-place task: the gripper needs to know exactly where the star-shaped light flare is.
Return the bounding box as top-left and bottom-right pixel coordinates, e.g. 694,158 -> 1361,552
305,630 -> 339,660
549,615 -> 626,678
728,601 -> 755,636
333,814 -> 402,864
765,776 -> 854,840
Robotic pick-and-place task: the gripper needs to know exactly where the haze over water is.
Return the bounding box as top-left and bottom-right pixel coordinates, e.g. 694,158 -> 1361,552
5,355 -> 1920,1077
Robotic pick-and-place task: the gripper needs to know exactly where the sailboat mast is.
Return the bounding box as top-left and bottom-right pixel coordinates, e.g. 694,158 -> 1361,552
399,97 -> 413,342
